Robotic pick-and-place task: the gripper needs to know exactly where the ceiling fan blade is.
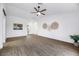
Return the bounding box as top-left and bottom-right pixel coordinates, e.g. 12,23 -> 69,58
31,12 -> 37,13
40,9 -> 46,12
3,8 -> 6,16
34,7 -> 38,12
41,13 -> 45,15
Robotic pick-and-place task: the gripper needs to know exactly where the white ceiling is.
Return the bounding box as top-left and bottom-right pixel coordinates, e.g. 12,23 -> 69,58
5,3 -> 79,19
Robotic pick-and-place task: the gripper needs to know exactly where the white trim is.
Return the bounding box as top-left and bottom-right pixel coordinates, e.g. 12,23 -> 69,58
0,43 -> 3,49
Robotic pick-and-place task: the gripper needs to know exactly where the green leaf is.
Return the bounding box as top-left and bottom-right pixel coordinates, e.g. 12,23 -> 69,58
70,35 -> 79,42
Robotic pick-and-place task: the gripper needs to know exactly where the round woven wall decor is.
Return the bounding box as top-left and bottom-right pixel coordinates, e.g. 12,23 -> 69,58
42,23 -> 48,29
50,22 -> 59,30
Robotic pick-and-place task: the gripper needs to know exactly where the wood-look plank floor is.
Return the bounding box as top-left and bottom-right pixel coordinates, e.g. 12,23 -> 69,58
0,34 -> 79,56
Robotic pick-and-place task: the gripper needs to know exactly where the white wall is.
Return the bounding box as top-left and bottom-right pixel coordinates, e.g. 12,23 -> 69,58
6,4 -> 79,43
2,14 -> 6,43
6,16 -> 39,38
37,12 -> 79,43
2,4 -> 6,43
6,16 -> 27,38
0,3 -> 6,49
6,12 -> 79,43
0,4 -> 3,48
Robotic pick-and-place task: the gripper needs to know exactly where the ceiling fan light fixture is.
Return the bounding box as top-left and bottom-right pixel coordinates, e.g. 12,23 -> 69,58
31,3 -> 46,16
36,12 -> 41,16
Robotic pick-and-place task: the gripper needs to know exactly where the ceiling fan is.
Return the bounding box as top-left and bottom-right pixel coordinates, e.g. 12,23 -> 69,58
3,8 -> 6,16
31,3 -> 47,16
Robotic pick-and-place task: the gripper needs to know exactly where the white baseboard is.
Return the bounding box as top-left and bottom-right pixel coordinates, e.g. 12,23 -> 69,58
0,43 -> 3,49
3,39 -> 6,43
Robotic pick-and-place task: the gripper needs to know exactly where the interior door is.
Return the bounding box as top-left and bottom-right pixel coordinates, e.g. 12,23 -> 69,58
27,21 -> 38,35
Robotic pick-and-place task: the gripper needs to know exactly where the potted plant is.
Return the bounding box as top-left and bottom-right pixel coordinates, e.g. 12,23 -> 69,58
70,35 -> 79,47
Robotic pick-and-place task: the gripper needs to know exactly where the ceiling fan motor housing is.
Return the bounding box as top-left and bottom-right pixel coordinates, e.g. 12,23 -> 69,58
38,6 -> 40,8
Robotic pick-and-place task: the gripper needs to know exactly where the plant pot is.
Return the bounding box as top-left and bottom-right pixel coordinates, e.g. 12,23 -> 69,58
74,42 -> 79,47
